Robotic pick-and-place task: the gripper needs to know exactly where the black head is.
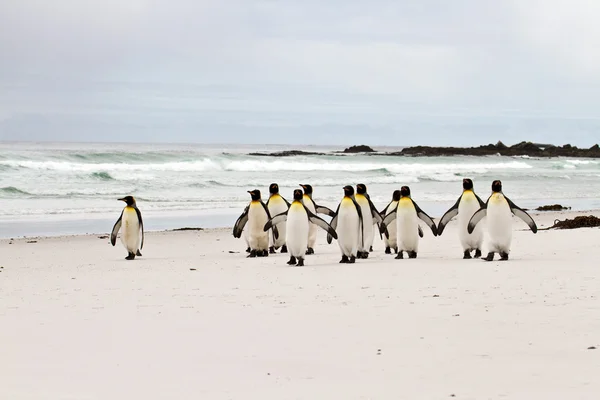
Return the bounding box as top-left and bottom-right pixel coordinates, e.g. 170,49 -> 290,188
269,183 -> 279,195
392,190 -> 401,201
247,189 -> 261,201
293,189 -> 303,201
400,186 -> 411,197
491,180 -> 502,193
299,184 -> 313,195
343,185 -> 354,197
463,178 -> 474,191
356,183 -> 367,195
118,196 -> 136,206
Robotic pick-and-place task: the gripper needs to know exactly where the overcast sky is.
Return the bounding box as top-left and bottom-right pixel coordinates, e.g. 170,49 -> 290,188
1,0 -> 600,146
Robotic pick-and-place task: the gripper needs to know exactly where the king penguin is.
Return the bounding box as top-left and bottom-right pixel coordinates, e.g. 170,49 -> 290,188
300,184 -> 335,254
266,183 -> 290,254
380,186 -> 437,259
264,189 -> 337,266
327,185 -> 363,263
111,196 -> 144,260
437,178 -> 486,259
468,180 -> 537,261
355,183 -> 383,258
381,190 -> 401,254
233,189 -> 278,257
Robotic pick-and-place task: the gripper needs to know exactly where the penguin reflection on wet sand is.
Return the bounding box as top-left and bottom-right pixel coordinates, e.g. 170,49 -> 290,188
355,183 -> 383,258
468,180 -> 537,261
233,189 -> 278,257
111,196 -> 144,260
266,183 -> 290,254
299,184 -> 335,255
328,185 -> 363,263
264,189 -> 337,266
437,178 -> 486,259
380,186 -> 438,259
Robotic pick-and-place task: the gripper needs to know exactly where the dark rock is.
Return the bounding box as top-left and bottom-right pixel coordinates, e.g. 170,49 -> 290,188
540,215 -> 600,230
535,204 -> 571,211
172,227 -> 204,231
248,150 -> 326,157
588,346 -> 596,350
343,145 -> 375,153
98,235 -> 109,239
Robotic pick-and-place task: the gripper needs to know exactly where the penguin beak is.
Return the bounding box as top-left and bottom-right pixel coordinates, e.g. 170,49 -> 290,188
118,197 -> 126,202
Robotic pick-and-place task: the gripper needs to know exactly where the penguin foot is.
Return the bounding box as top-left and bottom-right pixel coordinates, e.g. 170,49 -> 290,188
247,250 -> 257,258
394,247 -> 399,254
348,256 -> 356,264
339,255 -> 349,264
136,250 -> 142,257
262,249 -> 269,257
463,250 -> 472,259
125,252 -> 136,260
369,246 -> 373,252
499,252 -> 509,261
408,251 -> 417,259
357,251 -> 369,259
306,247 -> 315,255
395,251 -> 404,260
296,258 -> 305,267
483,252 -> 494,261
385,247 -> 391,254
287,256 -> 297,265
246,247 -> 251,253
269,246 -> 276,254
281,245 -> 288,253
474,249 -> 482,258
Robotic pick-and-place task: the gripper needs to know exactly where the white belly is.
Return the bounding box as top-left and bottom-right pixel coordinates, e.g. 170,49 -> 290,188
248,203 -> 269,251
304,196 -> 318,247
120,208 -> 141,253
268,196 -> 288,248
396,203 -> 419,252
337,200 -> 360,257
383,201 -> 398,249
458,193 -> 484,250
486,195 -> 513,253
286,206 -> 309,258
356,195 -> 373,251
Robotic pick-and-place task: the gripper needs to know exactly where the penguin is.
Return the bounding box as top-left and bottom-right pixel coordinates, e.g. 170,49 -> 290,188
266,183 -> 290,254
264,189 -> 337,266
233,189 -> 278,257
437,178 -> 487,259
381,190 -> 401,254
380,186 -> 437,259
299,184 -> 335,255
355,183 -> 383,258
111,196 -> 144,260
327,185 -> 363,263
468,180 -> 537,261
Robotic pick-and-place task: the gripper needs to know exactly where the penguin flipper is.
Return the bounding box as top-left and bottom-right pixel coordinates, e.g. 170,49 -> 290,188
367,198 -> 383,224
260,201 -> 279,240
467,208 -> 487,234
437,196 -> 461,236
233,206 -> 249,238
506,197 -> 538,233
412,200 -> 438,236
306,208 -> 338,240
327,204 -> 341,244
380,209 -> 397,234
110,211 -> 123,246
475,193 -> 486,208
351,197 -> 364,246
135,206 -> 144,250
315,204 -> 335,217
264,211 -> 288,232
418,225 -> 424,238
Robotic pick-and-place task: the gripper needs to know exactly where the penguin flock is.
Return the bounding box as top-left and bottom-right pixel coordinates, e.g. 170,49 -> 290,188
233,179 -> 539,265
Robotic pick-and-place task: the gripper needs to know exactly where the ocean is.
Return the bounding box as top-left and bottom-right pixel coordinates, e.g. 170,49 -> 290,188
1,142 -> 600,238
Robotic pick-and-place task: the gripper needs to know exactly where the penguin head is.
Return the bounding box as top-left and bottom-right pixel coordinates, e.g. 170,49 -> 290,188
293,189 -> 303,201
118,196 -> 136,206
400,186 -> 411,197
299,184 -> 313,195
392,190 -> 401,201
491,180 -> 502,193
269,183 -> 279,195
462,178 -> 474,191
356,183 -> 367,195
343,185 -> 355,197
247,189 -> 261,201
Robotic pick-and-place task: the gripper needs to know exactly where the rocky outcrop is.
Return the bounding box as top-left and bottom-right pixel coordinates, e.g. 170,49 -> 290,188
535,204 -> 571,211
342,145 -> 376,153
248,150 -> 326,157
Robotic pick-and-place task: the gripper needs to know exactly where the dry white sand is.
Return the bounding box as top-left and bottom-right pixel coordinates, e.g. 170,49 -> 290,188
1,210 -> 600,399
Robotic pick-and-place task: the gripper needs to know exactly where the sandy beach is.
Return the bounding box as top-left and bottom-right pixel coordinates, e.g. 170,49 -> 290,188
1,209 -> 599,399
